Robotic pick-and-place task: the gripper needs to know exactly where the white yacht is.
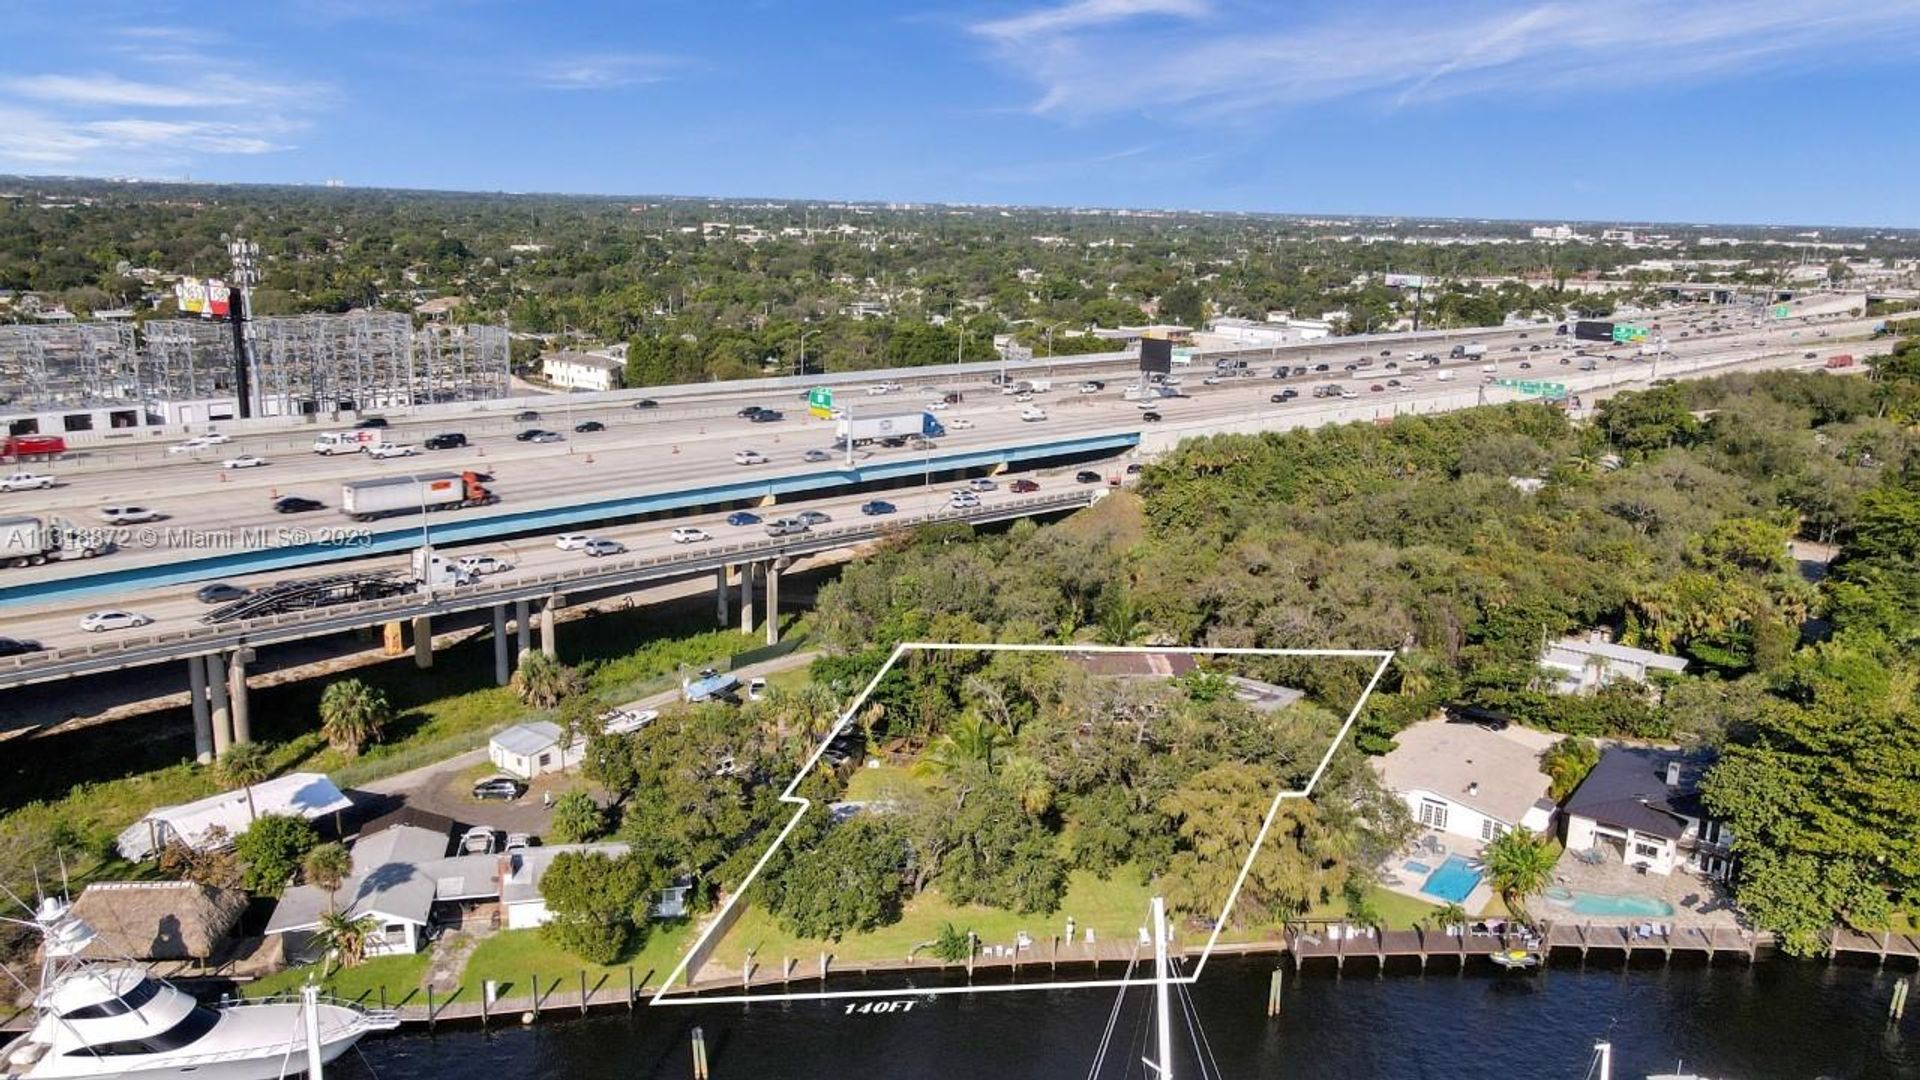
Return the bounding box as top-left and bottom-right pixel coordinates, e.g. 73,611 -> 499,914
2,900 -> 397,1080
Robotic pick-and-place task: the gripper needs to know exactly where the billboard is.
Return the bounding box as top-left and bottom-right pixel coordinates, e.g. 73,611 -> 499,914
1140,337 -> 1172,374
174,279 -> 232,318
1574,320 -> 1615,342
1383,273 -> 1429,289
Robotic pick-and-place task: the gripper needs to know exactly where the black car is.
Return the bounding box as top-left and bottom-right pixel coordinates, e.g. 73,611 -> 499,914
1140,411 -> 1163,422
1075,470 -> 1102,484
196,583 -> 250,604
878,436 -> 908,448
424,432 -> 467,450
748,410 -> 784,423
354,416 -> 389,429
273,496 -> 323,514
860,500 -> 897,516
0,637 -> 43,657
1270,390 -> 1297,402
631,398 -> 659,409
574,420 -> 605,433
513,410 -> 541,422
737,405 -> 766,419
514,428 -> 551,442
1313,363 -> 1330,372
1379,348 -> 1392,356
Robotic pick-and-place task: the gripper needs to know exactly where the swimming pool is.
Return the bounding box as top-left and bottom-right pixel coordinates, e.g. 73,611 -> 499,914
1402,860 -> 1432,876
1544,885 -> 1675,918
1419,855 -> 1484,904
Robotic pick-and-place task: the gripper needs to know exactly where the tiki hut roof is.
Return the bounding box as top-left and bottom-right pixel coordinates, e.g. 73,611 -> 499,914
66,881 -> 248,961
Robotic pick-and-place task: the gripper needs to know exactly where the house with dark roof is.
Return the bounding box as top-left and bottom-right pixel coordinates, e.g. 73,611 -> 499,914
1562,747 -> 1734,879
264,823 -> 499,958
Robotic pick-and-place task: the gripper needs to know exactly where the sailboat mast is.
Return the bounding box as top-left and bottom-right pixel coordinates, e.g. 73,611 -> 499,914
303,984 -> 326,1080
1152,896 -> 1174,1080
1595,1041 -> 1612,1080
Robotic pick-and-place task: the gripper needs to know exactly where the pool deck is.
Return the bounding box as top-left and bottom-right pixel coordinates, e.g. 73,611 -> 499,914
1547,847 -> 1744,930
1377,834 -> 1495,915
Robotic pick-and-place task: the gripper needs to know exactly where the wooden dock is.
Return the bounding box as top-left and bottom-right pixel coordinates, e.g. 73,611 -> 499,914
1281,920 -> 1771,971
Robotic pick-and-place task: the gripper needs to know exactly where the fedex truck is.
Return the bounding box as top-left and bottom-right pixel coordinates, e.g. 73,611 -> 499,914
313,430 -> 382,455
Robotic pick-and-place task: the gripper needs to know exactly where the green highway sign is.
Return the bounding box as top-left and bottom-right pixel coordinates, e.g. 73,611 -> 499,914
1772,303 -> 1792,319
1496,378 -> 1569,400
807,386 -> 834,418
1610,324 -> 1648,343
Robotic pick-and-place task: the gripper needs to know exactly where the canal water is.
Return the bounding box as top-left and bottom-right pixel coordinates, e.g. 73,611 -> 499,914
347,956 -> 1917,1079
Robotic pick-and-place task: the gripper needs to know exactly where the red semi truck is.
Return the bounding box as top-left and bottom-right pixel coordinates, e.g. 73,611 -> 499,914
1824,354 -> 1855,369
0,435 -> 67,460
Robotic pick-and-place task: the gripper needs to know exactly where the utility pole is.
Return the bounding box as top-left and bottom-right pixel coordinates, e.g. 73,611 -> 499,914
226,237 -> 260,419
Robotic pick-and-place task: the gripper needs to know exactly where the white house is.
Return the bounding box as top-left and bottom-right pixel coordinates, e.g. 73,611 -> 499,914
1539,633 -> 1688,695
1562,747 -> 1733,879
264,824 -> 498,958
501,842 -> 630,930
1373,719 -> 1559,845
115,773 -> 354,861
488,721 -> 584,779
539,350 -> 624,392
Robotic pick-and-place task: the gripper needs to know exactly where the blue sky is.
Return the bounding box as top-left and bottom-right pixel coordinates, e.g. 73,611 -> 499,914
3,0 -> 1919,226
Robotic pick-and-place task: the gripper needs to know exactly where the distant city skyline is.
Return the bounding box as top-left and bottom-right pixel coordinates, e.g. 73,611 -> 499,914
2,0 -> 1918,227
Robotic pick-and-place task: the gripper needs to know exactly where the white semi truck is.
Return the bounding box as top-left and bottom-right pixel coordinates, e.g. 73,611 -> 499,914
0,515 -> 108,568
833,409 -> 946,447
340,471 -> 496,522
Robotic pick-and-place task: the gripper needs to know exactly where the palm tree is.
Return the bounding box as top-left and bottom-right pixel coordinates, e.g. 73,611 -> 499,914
218,742 -> 272,823
1000,755 -> 1054,817
511,651 -> 581,709
318,679 -> 391,758
913,715 -> 1005,780
302,843 -> 353,912
1483,830 -> 1558,924
311,909 -> 379,974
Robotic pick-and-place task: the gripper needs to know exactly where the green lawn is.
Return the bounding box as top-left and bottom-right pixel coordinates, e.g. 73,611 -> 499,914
460,922 -> 698,1003
242,952 -> 431,1005
841,763 -> 924,802
707,868 -> 1155,972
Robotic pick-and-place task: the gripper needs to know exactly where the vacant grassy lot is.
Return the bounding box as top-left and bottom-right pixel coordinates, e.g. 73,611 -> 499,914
460,922 -> 696,1003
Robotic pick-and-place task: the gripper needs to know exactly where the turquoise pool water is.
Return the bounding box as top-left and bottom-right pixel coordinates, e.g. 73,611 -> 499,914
1419,855 -> 1483,904
1545,885 -> 1675,918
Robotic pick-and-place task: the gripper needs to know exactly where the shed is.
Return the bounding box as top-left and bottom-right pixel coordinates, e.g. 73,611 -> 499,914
488,721 -> 583,779
116,773 -> 354,861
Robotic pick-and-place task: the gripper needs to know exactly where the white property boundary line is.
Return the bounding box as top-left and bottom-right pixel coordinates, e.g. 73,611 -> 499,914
649,642 -> 1396,1006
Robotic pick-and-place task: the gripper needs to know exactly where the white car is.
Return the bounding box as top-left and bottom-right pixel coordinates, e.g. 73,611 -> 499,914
0,472 -> 55,492
949,490 -> 982,508
79,610 -> 152,633
455,554 -> 513,575
221,454 -> 269,469
99,505 -> 160,525
583,538 -> 627,557
366,443 -> 417,459
949,418 -> 975,430
926,400 -> 950,410
968,478 -> 997,492
733,450 -> 769,465
554,533 -> 592,551
167,435 -> 227,454
1202,375 -> 1223,386
1019,406 -> 1047,422
670,526 -> 711,544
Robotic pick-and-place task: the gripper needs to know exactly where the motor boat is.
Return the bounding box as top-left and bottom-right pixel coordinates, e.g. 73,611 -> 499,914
1,898 -> 397,1080
1489,948 -> 1540,970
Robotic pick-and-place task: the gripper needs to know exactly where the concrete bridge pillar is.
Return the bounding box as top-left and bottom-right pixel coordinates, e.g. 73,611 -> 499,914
515,599 -> 531,655
715,565 -> 730,627
739,562 -> 757,634
540,596 -> 561,658
187,658 -> 213,764
765,562 -> 781,645
227,648 -> 252,745
412,615 -> 433,669
492,604 -> 511,686
205,653 -> 233,759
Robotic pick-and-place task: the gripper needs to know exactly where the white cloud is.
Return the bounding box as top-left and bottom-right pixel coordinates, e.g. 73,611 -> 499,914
968,0 -> 1920,120
532,53 -> 681,91
4,74 -> 230,109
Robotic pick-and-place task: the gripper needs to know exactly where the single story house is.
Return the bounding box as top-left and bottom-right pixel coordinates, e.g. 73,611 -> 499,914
1562,747 -> 1733,879
63,882 -> 247,966
116,773 -> 354,861
488,721 -> 584,779
501,842 -> 630,930
1539,634 -> 1688,695
539,350 -> 624,392
265,823 -> 499,958
1374,719 -> 1559,844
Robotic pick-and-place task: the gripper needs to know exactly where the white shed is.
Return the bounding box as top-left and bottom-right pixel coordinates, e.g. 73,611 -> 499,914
488,721 -> 583,779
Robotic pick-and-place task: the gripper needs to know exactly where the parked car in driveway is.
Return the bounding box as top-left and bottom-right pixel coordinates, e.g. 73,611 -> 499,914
582,538 -> 626,557
471,777 -> 525,802
80,610 -> 152,633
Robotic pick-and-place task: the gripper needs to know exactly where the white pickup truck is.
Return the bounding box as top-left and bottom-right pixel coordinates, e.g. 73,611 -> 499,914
365,442 -> 418,460
0,472 -> 55,492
